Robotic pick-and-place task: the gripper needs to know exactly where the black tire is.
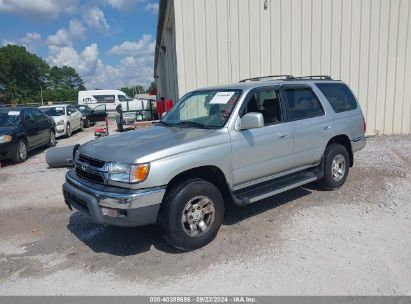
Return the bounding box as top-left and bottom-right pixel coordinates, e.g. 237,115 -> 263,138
158,179 -> 225,251
66,123 -> 72,138
84,119 -> 90,128
12,139 -> 28,163
48,130 -> 57,147
117,123 -> 123,132
319,143 -> 350,190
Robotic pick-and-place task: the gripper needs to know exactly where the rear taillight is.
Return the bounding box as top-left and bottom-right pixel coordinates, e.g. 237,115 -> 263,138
363,115 -> 366,133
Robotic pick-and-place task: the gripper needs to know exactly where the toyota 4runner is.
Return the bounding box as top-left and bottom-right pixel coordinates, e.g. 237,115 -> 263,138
63,75 -> 366,250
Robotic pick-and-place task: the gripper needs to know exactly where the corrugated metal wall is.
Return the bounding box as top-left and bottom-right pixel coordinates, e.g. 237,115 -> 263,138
156,0 -> 179,103
171,0 -> 411,134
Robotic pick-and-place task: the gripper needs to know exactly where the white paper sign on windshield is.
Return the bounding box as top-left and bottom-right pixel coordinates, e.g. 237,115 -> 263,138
209,92 -> 236,104
8,111 -> 20,115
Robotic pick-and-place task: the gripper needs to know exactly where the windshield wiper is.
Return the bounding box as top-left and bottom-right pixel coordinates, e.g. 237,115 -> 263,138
173,121 -> 213,129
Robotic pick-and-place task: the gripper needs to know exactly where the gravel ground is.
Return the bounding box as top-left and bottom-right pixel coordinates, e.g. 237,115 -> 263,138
0,127 -> 410,295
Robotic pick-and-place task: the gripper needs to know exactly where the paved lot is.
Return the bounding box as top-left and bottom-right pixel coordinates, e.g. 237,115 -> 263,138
0,126 -> 410,295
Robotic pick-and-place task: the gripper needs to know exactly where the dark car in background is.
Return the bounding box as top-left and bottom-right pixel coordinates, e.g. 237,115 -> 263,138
73,104 -> 107,128
0,107 -> 56,163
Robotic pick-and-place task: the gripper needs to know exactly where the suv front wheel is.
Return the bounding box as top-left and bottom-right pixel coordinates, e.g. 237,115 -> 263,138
159,179 -> 224,251
319,143 -> 350,190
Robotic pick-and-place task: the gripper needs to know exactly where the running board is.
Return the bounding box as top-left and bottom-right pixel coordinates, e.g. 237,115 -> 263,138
231,169 -> 319,206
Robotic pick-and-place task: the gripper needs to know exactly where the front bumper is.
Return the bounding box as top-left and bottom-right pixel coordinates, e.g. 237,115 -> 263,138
351,136 -> 367,153
55,124 -> 66,138
62,169 -> 165,227
0,141 -> 16,160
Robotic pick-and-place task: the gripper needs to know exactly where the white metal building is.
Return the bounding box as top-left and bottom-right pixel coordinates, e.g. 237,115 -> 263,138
155,0 -> 411,135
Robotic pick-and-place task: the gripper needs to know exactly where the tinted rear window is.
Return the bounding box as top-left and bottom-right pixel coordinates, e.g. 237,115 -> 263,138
284,88 -> 324,121
316,83 -> 358,113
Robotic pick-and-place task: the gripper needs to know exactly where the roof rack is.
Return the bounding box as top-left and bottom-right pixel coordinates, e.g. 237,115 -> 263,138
239,75 -> 295,83
291,75 -> 333,80
239,75 -> 334,83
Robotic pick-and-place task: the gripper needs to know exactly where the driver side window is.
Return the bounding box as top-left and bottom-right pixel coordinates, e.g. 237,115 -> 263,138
245,88 -> 283,126
67,106 -> 75,115
24,110 -> 36,124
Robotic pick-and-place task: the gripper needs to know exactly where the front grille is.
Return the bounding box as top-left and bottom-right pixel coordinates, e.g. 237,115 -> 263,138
78,154 -> 105,168
76,167 -> 104,184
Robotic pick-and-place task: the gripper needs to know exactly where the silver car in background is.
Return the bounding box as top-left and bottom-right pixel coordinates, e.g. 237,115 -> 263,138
40,104 -> 83,138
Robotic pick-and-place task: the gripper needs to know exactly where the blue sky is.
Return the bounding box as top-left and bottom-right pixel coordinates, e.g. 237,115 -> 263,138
0,0 -> 159,89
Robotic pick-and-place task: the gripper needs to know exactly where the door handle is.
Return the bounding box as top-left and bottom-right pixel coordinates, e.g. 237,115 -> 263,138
279,134 -> 289,139
323,125 -> 331,131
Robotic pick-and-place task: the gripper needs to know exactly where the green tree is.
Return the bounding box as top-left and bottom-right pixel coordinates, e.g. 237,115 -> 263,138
120,85 -> 145,97
42,88 -> 78,102
0,45 -> 49,104
146,81 -> 157,94
48,66 -> 85,90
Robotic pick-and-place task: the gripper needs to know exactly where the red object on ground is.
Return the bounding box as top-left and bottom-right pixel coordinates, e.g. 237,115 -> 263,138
95,126 -> 108,138
156,100 -> 165,119
165,99 -> 173,112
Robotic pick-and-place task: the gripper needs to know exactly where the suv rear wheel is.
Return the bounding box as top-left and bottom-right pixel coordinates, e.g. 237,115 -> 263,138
159,179 -> 224,251
319,143 -> 350,190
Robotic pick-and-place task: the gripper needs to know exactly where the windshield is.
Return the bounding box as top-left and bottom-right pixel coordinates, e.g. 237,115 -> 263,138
41,107 -> 65,116
162,89 -> 242,128
0,110 -> 23,127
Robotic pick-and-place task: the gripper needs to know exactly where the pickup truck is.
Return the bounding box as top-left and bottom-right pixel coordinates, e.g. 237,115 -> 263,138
63,75 -> 366,251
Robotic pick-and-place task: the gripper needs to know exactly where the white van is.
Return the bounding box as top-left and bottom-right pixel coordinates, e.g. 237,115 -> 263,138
78,90 -> 134,111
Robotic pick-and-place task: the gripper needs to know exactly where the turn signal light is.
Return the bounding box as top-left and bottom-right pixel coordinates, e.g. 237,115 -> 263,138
132,164 -> 149,183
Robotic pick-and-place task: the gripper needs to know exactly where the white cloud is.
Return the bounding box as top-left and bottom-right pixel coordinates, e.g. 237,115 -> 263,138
2,32 -> 42,52
21,32 -> 42,51
87,54 -> 154,89
47,43 -> 100,77
69,20 -> 86,39
45,42 -> 153,89
105,0 -> 144,11
82,7 -> 110,31
2,39 -> 15,46
145,2 -> 159,14
0,0 -> 79,18
46,20 -> 86,47
107,34 -> 155,56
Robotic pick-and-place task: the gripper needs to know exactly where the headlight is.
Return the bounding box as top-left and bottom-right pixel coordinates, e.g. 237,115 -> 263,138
74,149 -> 80,162
0,135 -> 12,144
108,162 -> 149,183
57,120 -> 64,126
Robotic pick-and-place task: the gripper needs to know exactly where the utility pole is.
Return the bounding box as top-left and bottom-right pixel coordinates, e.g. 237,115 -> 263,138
40,86 -> 44,106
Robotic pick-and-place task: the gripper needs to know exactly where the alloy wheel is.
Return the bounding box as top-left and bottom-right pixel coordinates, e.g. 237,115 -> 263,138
181,195 -> 216,237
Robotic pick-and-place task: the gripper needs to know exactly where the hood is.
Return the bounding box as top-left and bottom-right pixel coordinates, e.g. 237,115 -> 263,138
80,125 -> 215,163
0,126 -> 18,135
51,116 -> 65,123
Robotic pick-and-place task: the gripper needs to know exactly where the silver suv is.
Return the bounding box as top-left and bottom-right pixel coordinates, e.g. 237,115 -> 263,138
63,75 -> 366,250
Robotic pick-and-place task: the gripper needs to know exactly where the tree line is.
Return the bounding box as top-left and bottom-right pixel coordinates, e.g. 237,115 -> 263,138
0,45 -> 85,104
0,44 -> 156,105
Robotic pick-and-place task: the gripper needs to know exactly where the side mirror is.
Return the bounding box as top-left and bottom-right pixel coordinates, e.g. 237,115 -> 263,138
239,112 -> 264,130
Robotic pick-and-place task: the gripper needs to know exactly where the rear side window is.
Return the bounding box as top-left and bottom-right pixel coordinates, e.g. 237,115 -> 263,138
316,83 -> 358,113
284,87 -> 324,121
